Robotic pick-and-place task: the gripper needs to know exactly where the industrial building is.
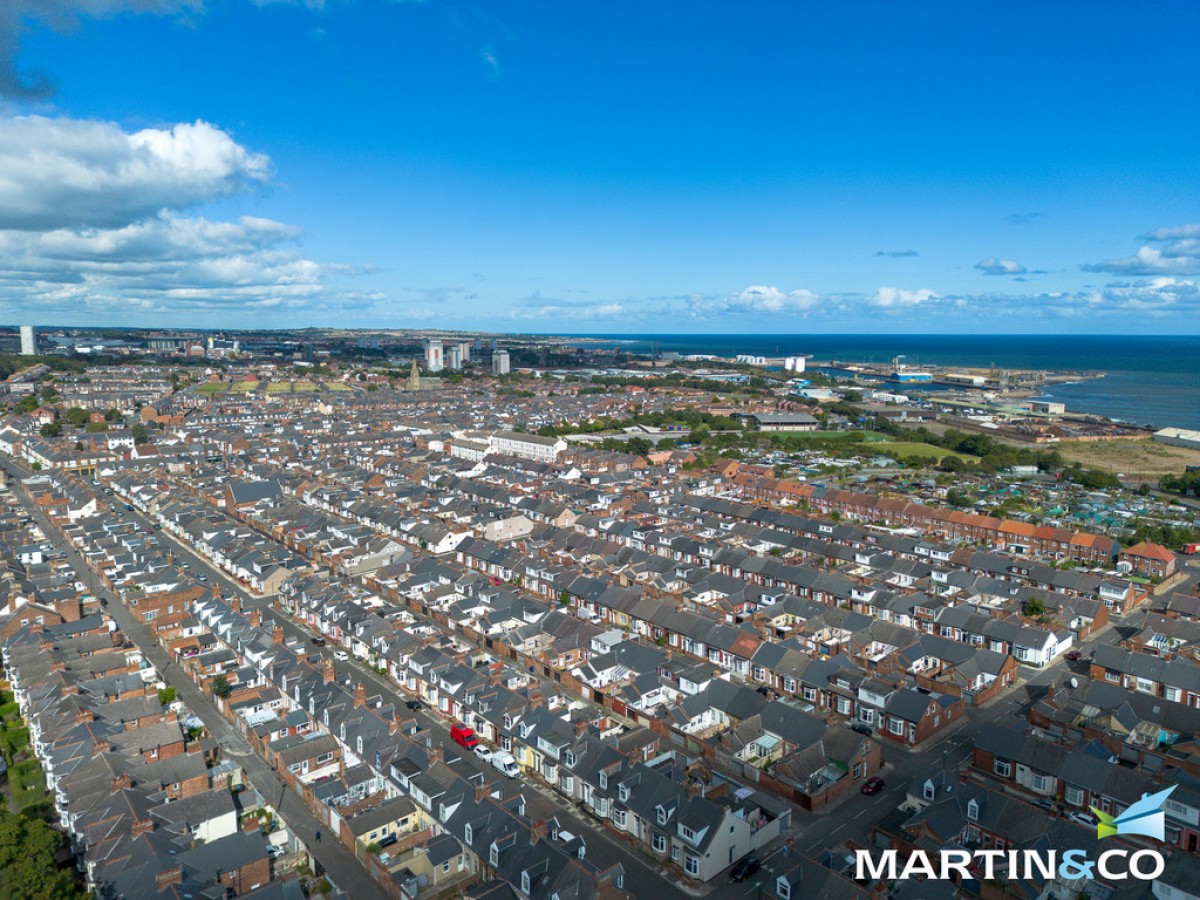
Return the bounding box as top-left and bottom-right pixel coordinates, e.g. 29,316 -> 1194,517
733,412 -> 819,432
491,350 -> 510,375
19,325 -> 36,356
1154,427 -> 1200,451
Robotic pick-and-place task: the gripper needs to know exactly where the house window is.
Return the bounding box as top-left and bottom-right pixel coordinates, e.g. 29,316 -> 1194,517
681,825 -> 697,844
656,805 -> 668,825
685,856 -> 700,877
599,772 -> 608,790
888,718 -> 905,736
1104,671 -> 1119,683
993,760 -> 1012,778
489,844 -> 499,866
442,861 -> 451,874
671,846 -> 680,861
837,698 -> 851,715
923,782 -> 935,801
782,676 -> 796,693
1032,774 -> 1050,794
777,877 -> 791,899
1065,786 -> 1084,807
652,833 -> 666,853
619,785 -> 629,802
464,824 -> 473,844
613,809 -> 627,827
521,872 -> 530,894
968,799 -> 979,821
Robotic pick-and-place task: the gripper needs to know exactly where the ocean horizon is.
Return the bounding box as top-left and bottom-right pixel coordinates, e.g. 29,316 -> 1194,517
558,333 -> 1200,432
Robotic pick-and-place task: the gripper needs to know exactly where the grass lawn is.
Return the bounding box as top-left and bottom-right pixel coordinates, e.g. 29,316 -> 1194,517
265,381 -> 292,394
324,382 -> 351,391
230,381 -> 260,393
195,382 -> 226,395
292,381 -> 318,392
869,441 -> 975,461
1058,439 -> 1200,478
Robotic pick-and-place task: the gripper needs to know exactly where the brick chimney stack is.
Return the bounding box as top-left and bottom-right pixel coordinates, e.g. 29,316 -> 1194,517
322,658 -> 335,684
273,623 -> 284,645
156,867 -> 183,891
231,596 -> 241,614
354,682 -> 366,707
249,608 -> 261,628
427,743 -> 443,766
111,773 -> 132,792
529,820 -> 547,844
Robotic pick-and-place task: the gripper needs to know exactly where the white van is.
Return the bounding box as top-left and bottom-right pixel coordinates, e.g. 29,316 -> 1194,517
491,751 -> 519,778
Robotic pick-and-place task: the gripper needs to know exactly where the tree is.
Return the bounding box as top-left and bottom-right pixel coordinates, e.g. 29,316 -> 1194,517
39,422 -> 61,439
1023,597 -> 1045,618
104,408 -> 124,423
130,423 -> 150,445
13,395 -> 38,415
158,686 -> 176,706
938,455 -> 967,474
64,407 -> 90,427
211,674 -> 232,699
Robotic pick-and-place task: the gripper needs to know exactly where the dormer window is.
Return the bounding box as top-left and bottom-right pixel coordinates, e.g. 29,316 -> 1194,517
565,751 -> 576,767
464,823 -> 473,845
357,735 -> 363,755
967,798 -> 979,821
489,843 -> 499,866
776,877 -> 791,899
656,805 -> 668,825
619,784 -> 629,802
599,772 -> 608,790
923,781 -> 935,801
521,871 -> 531,895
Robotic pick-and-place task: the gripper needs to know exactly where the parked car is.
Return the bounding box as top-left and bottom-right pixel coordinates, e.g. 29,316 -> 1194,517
311,636 -> 326,646
1066,650 -> 1082,661
1068,811 -> 1096,827
333,650 -> 348,661
861,776 -> 886,795
474,745 -> 494,762
450,723 -> 478,749
491,750 -> 519,778
730,855 -> 761,882
1029,798 -> 1056,812
851,723 -> 873,736
405,699 -> 423,711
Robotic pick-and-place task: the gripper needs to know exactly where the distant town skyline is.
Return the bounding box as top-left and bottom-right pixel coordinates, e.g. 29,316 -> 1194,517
0,2 -> 1197,333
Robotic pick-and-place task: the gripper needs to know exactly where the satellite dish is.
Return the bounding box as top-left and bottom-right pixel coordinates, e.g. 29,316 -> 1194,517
1067,677 -> 1078,689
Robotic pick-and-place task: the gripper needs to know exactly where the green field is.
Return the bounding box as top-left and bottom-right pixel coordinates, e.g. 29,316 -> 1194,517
325,382 -> 351,391
868,441 -> 974,461
292,381 -> 318,392
195,382 -> 226,395
265,381 -> 292,394
230,380 -> 260,393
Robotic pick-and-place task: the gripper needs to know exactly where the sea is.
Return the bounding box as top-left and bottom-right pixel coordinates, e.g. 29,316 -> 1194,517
559,334 -> 1200,431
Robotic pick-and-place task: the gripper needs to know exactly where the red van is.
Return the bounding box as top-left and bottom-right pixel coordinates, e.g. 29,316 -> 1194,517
450,723 -> 478,749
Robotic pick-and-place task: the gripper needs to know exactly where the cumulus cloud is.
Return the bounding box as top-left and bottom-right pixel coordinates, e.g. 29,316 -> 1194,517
693,285 -> 821,315
870,286 -> 937,307
506,294 -> 628,321
0,114 -> 369,320
1083,224 -> 1200,277
0,213 -> 343,316
0,116 -> 271,231
0,1 -> 200,99
975,257 -> 1028,276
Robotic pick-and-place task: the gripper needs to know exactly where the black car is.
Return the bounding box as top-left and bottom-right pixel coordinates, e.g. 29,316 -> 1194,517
311,636 -> 326,646
730,856 -> 761,882
851,723 -> 873,736
405,699 -> 423,711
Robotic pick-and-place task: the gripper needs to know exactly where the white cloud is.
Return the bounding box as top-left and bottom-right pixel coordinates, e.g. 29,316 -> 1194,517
870,286 -> 937,307
1084,224 -> 1200,276
0,114 -> 371,321
0,116 -> 271,230
975,257 -> 1028,276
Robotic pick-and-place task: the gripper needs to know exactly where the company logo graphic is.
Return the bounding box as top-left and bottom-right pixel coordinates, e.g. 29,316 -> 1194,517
1092,785 -> 1176,841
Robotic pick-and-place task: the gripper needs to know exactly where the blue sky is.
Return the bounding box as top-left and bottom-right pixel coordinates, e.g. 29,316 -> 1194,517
0,1 -> 1197,333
